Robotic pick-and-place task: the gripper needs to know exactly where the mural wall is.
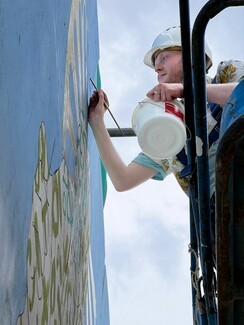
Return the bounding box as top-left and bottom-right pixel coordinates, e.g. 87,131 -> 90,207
0,0 -> 109,324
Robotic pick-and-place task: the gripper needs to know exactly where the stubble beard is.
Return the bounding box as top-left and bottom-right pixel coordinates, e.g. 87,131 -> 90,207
159,61 -> 183,84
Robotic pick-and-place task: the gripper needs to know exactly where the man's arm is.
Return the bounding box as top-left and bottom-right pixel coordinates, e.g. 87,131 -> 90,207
206,82 -> 238,106
88,90 -> 157,192
147,82 -> 238,106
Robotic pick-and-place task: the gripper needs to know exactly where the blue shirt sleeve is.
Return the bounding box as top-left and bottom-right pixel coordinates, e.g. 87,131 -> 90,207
132,152 -> 167,181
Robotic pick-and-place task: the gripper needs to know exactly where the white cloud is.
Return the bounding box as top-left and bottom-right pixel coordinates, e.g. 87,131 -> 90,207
106,245 -> 192,325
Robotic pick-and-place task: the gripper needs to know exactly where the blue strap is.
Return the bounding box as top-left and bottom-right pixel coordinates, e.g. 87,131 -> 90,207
176,148 -> 191,178
208,76 -> 222,147
208,102 -> 222,147
177,76 -> 222,177
176,147 -> 188,166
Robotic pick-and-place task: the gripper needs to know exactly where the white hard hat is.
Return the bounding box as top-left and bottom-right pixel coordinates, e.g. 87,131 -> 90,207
144,26 -> 212,71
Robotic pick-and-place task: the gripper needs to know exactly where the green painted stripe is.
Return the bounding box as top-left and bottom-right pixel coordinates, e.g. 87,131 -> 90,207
97,64 -> 107,206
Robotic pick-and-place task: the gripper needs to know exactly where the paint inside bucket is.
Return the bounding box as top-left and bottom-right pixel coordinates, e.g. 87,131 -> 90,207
131,98 -> 186,159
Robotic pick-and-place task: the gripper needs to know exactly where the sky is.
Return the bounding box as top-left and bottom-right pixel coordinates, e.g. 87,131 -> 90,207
96,1 -> 244,324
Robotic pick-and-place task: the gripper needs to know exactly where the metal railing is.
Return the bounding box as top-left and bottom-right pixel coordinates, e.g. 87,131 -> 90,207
180,1 -> 244,324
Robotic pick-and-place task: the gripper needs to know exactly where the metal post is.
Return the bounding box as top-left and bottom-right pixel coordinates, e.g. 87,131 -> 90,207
178,1 -> 204,323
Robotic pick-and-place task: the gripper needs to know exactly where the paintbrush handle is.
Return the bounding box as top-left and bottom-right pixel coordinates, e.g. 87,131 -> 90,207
89,78 -> 124,136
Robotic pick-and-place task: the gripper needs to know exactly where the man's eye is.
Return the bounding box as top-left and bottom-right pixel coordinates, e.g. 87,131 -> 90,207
162,56 -> 168,62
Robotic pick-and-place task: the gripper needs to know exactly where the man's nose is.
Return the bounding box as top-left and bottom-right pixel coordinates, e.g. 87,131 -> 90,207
155,63 -> 163,73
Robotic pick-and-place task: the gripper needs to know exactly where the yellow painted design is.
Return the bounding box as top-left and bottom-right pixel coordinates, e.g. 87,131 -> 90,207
175,171 -> 189,193
17,0 -> 97,323
217,63 -> 236,83
156,157 -> 189,194
161,159 -> 170,172
17,123 -> 91,324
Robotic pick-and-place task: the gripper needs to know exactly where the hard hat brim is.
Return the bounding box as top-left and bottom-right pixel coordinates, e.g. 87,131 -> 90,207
144,26 -> 213,72
143,45 -> 181,68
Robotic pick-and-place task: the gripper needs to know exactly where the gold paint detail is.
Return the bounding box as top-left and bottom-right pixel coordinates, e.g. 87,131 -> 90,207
17,0 -> 98,322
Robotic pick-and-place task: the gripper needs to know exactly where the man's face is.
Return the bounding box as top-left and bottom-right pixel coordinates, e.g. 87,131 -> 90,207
154,50 -> 183,84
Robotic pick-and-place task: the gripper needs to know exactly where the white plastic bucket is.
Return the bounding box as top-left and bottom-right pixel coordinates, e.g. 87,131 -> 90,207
131,98 -> 186,159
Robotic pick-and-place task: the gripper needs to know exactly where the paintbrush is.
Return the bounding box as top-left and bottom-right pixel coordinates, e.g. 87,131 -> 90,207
89,78 -> 125,136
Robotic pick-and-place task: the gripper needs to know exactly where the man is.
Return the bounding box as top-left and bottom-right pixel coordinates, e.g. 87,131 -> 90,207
88,26 -> 239,195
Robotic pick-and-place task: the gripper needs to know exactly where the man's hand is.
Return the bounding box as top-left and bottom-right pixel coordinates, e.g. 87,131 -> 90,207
147,83 -> 184,102
88,89 -> 109,126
